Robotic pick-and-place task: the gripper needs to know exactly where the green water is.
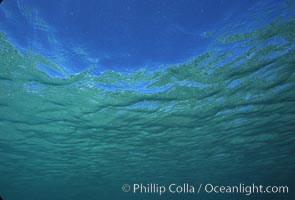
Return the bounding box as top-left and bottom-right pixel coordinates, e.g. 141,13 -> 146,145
1,12 -> 295,200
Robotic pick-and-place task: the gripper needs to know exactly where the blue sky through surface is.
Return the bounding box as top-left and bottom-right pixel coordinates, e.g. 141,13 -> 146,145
0,0 -> 258,74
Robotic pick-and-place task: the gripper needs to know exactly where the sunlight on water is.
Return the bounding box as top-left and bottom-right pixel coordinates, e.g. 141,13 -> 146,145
0,1 -> 295,200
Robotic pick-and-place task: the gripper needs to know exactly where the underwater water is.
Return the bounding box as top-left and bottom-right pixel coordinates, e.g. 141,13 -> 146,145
1,0 -> 295,200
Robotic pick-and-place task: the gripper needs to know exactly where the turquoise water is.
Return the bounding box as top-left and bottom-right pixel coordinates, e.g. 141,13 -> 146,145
1,1 -> 295,200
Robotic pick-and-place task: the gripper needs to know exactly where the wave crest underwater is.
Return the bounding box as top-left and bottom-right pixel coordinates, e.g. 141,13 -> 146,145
1,2 -> 295,200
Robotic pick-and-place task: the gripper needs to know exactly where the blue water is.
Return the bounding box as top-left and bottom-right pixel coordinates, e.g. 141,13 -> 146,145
0,0 -> 295,199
